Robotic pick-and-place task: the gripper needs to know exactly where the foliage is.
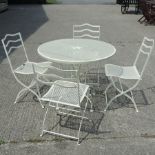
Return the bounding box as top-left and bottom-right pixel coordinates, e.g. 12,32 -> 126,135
0,139 -> 5,145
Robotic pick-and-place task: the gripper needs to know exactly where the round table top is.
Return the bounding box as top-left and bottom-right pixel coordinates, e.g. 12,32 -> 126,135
38,39 -> 116,64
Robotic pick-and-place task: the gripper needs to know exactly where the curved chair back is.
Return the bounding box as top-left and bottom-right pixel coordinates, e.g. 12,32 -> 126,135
33,64 -> 78,86
133,37 -> 154,78
1,33 -> 51,108
1,32 -> 29,76
73,23 -> 100,40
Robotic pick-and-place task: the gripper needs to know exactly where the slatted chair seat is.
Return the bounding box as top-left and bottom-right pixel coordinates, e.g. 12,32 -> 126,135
41,80 -> 89,107
15,61 -> 51,75
105,64 -> 141,80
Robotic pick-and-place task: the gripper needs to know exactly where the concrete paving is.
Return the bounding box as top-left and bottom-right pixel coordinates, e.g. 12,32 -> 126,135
0,4 -> 155,155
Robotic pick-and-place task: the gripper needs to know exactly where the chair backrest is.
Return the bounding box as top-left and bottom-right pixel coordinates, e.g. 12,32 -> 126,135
33,64 -> 78,86
133,37 -> 154,77
1,32 -> 29,73
32,63 -> 81,106
73,23 -> 100,40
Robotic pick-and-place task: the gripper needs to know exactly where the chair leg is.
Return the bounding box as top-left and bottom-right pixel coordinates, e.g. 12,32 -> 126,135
119,91 -> 138,112
138,15 -> 145,23
40,107 -> 49,137
77,100 -> 88,145
14,80 -> 44,108
128,91 -> 139,112
85,72 -> 88,84
104,92 -> 122,111
104,82 -> 113,105
35,81 -> 44,109
14,87 -> 44,108
104,90 -> 139,112
85,95 -> 93,112
114,83 -> 139,112
14,87 -> 28,104
115,87 -> 138,112
97,69 -> 100,85
38,99 -> 45,109
84,63 -> 100,86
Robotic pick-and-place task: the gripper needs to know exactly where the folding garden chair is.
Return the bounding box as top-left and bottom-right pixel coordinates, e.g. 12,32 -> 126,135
32,64 -> 93,144
104,37 -> 154,112
73,23 -> 101,85
138,0 -> 155,24
1,32 -> 52,108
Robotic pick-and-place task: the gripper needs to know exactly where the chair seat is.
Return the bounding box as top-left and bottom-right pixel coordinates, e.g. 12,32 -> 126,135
41,80 -> 89,107
14,61 -> 52,75
105,64 -> 141,80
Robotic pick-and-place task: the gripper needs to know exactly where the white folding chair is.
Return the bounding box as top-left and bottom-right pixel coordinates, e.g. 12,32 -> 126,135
1,32 -> 52,108
104,37 -> 154,112
73,23 -> 101,85
33,64 -> 93,144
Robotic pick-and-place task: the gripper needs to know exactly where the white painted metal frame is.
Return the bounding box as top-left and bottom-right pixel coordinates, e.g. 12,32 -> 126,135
73,23 -> 100,40
1,32 -> 52,108
32,64 -> 93,144
38,39 -> 116,65
73,23 -> 101,85
104,37 -> 154,112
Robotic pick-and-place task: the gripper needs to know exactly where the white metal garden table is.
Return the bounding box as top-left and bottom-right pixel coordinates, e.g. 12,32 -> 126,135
38,38 -> 116,65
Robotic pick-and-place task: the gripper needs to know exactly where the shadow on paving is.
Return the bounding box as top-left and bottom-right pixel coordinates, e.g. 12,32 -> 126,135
83,72 -> 154,111
16,69 -> 155,109
0,5 -> 48,63
14,72 -> 155,144
19,72 -> 155,112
